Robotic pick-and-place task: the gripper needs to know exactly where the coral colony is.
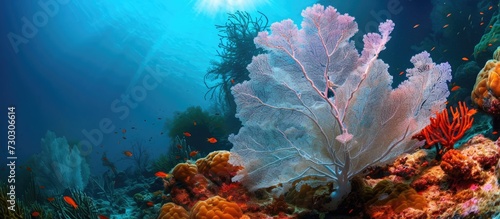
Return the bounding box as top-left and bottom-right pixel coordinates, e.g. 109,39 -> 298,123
6,3 -> 500,219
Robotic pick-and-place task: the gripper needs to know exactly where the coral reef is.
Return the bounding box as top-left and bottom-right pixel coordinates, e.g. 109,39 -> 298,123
152,132 -> 500,218
361,134 -> 500,218
159,151 -> 299,218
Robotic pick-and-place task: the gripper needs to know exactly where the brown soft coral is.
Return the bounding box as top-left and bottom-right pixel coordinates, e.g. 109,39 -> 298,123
189,196 -> 244,219
440,149 -> 485,183
158,202 -> 189,219
472,47 -> 500,114
196,151 -> 242,184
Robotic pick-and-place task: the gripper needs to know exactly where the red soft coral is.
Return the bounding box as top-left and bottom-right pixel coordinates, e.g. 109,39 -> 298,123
413,101 -> 476,158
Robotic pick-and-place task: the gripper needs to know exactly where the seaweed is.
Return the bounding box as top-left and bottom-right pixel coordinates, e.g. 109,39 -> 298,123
49,189 -> 99,219
204,11 -> 269,132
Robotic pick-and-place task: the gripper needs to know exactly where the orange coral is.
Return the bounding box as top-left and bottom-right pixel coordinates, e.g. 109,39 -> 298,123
472,47 -> 500,114
196,151 -> 242,184
189,196 -> 244,219
440,149 -> 485,183
158,202 -> 189,219
412,101 -> 476,156
172,163 -> 199,184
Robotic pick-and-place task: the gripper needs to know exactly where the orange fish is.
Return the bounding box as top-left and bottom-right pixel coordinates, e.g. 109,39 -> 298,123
39,186 -> 45,189
123,151 -> 133,157
413,24 -> 420,28
32,211 -> 40,217
99,216 -> 109,219
147,201 -> 154,207
231,78 -> 235,84
47,197 -> 55,202
155,171 -> 169,178
480,11 -> 484,15
493,131 -> 498,135
443,24 -> 449,28
467,109 -> 477,117
176,144 -> 182,149
399,71 -> 404,76
183,132 -> 191,137
189,151 -> 199,157
122,129 -> 126,134
63,196 -> 78,209
489,6 -> 493,10
430,46 -> 436,51
207,137 -> 217,144
446,13 -> 451,17
480,22 -> 485,26
451,85 -> 461,91
26,166 -> 32,172
462,57 -> 469,61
